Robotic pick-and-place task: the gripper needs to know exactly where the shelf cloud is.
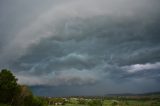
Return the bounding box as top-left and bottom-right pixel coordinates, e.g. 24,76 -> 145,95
0,0 -> 160,96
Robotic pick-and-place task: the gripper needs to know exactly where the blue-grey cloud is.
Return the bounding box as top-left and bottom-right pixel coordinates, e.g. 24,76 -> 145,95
0,0 -> 160,96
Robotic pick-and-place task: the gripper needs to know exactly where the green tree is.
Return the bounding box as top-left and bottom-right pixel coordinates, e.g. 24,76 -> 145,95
0,69 -> 47,106
0,69 -> 20,105
23,95 -> 47,106
13,85 -> 32,106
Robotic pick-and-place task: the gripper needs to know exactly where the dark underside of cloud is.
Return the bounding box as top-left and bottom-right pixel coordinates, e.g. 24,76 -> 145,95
0,0 -> 160,96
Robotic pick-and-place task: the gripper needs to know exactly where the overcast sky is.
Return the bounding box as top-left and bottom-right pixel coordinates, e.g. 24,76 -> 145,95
0,0 -> 160,96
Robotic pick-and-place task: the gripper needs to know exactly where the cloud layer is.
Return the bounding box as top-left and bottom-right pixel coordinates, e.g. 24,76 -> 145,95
0,0 -> 160,96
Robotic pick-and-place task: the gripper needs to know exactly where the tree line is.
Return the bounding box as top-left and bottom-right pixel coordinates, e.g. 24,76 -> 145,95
0,69 -> 47,106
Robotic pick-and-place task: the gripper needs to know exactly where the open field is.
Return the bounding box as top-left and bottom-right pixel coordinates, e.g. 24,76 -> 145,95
49,104 -> 88,106
48,99 -> 160,106
103,100 -> 160,106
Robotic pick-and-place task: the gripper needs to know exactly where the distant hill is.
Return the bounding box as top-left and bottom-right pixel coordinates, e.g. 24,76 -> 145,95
105,91 -> 160,97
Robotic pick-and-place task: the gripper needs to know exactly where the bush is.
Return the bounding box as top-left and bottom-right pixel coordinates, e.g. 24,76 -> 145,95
111,100 -> 119,106
88,99 -> 102,106
78,99 -> 87,104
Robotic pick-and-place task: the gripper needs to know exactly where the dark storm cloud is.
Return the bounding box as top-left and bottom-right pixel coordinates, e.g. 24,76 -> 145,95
15,15 -> 160,86
0,0 -> 160,96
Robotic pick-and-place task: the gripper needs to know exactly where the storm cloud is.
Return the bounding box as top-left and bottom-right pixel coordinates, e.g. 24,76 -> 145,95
0,0 -> 160,96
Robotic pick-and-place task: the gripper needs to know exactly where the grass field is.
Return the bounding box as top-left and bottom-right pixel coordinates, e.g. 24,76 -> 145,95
49,104 -> 87,106
103,100 -> 160,106
48,99 -> 160,106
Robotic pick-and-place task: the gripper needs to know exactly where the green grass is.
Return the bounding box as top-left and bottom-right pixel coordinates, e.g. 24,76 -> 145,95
103,100 -> 114,106
103,100 -> 160,106
49,104 -> 87,106
65,104 -> 88,106
48,99 -> 160,106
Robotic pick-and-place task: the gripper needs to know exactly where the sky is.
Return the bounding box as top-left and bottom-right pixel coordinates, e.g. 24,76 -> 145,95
0,0 -> 160,96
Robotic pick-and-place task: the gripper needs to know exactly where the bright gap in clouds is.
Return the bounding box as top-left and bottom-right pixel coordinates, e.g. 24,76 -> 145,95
122,62 -> 160,73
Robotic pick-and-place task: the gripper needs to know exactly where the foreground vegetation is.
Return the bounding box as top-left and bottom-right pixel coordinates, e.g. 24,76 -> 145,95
0,69 -> 160,106
0,69 -> 47,106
